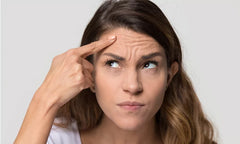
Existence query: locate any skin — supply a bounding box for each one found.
[14,36,117,144]
[81,28,179,144]
[14,27,178,144]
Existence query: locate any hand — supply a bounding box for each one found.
[37,36,116,108]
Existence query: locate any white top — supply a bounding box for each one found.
[47,118,82,144]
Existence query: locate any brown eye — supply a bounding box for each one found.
[105,60,120,68]
[143,61,158,69]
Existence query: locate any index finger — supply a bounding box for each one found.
[77,36,117,58]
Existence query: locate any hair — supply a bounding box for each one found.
[56,0,216,143]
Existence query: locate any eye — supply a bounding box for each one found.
[143,61,158,69]
[105,60,120,68]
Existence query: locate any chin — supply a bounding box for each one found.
[112,117,145,131]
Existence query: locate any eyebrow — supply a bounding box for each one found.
[102,52,162,61]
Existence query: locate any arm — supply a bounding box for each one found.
[14,88,59,144]
[14,36,116,144]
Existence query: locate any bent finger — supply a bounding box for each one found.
[80,58,94,72]
[83,69,94,83]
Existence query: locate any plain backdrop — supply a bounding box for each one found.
[2,0,240,143]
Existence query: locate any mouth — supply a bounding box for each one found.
[117,101,145,111]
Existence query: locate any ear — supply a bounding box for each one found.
[167,61,179,86]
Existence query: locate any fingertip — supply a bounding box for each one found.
[108,35,117,42]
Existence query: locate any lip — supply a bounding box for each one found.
[117,101,145,111]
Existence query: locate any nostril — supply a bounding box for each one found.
[135,88,143,95]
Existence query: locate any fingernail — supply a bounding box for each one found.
[108,36,116,41]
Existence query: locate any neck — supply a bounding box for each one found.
[91,115,161,144]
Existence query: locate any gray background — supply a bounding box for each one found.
[2,0,240,143]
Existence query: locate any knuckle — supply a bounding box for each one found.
[52,54,63,66]
[73,64,83,73]
[69,55,79,62]
[73,71,92,89]
[72,73,83,84]
[75,75,86,87]
[66,49,77,57]
[76,74,84,82]
[65,51,79,63]
[53,55,61,62]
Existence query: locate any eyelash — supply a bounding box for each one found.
[104,59,159,69]
[105,59,119,67]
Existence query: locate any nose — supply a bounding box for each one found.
[122,69,143,95]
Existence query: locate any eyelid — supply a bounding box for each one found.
[104,58,118,63]
[147,60,158,65]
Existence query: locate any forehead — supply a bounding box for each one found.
[98,28,164,54]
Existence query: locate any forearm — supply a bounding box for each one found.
[14,89,60,144]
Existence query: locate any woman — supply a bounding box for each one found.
[14,0,216,144]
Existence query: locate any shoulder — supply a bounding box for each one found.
[47,118,81,144]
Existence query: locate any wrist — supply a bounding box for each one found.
[32,87,60,115]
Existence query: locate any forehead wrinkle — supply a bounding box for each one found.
[98,28,162,62]
[114,36,158,59]
[103,42,160,64]
[116,33,155,46]
[122,39,160,62]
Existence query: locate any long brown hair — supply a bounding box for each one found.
[56,0,216,143]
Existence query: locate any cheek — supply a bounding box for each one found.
[94,68,120,108]
[141,69,168,110]
[142,68,168,93]
[94,68,121,93]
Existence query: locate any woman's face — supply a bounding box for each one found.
[94,28,169,131]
